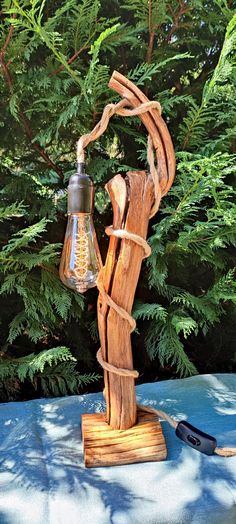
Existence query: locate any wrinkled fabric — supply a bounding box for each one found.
[0,374,235,524]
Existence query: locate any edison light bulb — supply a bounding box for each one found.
[59,163,102,293]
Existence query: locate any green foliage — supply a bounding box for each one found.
[179,13,236,152]
[0,0,236,398]
[0,347,100,398]
[131,9,236,377]
[0,201,25,221]
[122,0,170,28]
[145,315,198,376]
[133,300,168,322]
[0,220,84,344]
[128,53,192,86]
[140,146,236,375]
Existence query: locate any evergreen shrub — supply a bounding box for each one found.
[0,0,235,400]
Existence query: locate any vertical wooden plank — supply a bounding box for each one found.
[98,171,154,430]
[97,175,127,422]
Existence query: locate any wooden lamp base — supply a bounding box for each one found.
[81,407,167,468]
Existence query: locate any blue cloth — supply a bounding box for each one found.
[0,374,235,524]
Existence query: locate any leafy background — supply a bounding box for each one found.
[0,0,235,401]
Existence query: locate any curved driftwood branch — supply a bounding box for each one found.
[108,70,176,196]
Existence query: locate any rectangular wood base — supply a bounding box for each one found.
[81,407,167,467]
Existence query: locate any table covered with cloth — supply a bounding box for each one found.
[0,373,236,524]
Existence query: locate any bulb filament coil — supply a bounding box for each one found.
[74,219,90,280]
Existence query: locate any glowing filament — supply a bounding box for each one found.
[74,218,89,280]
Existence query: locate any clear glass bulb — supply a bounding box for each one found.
[59,212,102,293]
[59,164,102,293]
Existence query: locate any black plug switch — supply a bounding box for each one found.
[176,420,217,455]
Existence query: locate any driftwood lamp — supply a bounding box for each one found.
[59,71,176,467]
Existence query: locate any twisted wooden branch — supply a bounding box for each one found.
[109,71,176,196]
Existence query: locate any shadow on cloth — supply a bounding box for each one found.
[0,374,235,524]
[0,395,150,523]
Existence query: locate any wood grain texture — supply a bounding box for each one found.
[97,171,154,430]
[97,174,128,423]
[82,407,167,467]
